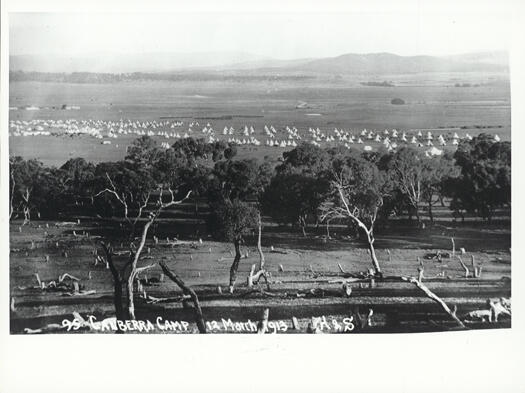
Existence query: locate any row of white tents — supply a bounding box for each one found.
[9,118,502,152]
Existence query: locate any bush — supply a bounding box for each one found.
[391,98,405,105]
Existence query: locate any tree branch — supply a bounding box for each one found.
[159,261,206,333]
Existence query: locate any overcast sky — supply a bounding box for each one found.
[9,1,513,59]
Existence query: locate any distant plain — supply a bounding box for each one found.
[9,71,510,166]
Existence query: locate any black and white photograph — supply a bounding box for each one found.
[1,0,524,391]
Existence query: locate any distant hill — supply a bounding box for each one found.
[10,51,509,75]
[283,52,508,75]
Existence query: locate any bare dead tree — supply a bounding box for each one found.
[320,185,383,276]
[125,189,192,320]
[247,212,270,290]
[21,188,31,225]
[95,172,152,238]
[159,261,206,333]
[97,184,191,321]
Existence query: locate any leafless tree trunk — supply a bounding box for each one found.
[23,207,31,225]
[248,213,271,289]
[22,188,31,225]
[257,213,265,270]
[457,256,469,278]
[101,243,126,323]
[326,218,332,239]
[229,238,242,293]
[126,220,153,320]
[364,229,381,275]
[100,188,192,321]
[299,214,307,237]
[160,261,206,333]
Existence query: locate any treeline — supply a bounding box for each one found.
[9,70,314,84]
[10,133,510,242]
[10,133,511,226]
[10,133,510,278]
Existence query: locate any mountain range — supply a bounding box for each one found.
[10,51,508,75]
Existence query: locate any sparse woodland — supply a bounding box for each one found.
[9,133,511,333]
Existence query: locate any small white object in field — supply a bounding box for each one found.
[465,309,492,322]
[44,255,49,263]
[367,309,374,327]
[343,283,352,297]
[199,238,203,244]
[460,248,466,254]
[489,298,511,322]
[197,272,201,277]
[77,219,80,224]
[209,247,212,253]
[292,317,300,330]
[217,285,222,294]
[271,245,275,251]
[190,254,193,261]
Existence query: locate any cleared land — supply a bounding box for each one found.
[9,202,511,334]
[9,71,511,333]
[9,72,510,167]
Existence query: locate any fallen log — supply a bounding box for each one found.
[247,264,270,290]
[159,261,206,333]
[399,275,466,328]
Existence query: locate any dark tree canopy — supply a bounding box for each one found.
[278,142,331,176]
[207,199,258,242]
[450,134,511,219]
[10,156,63,219]
[262,173,329,231]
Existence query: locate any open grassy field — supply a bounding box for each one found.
[9,201,511,334]
[8,71,512,334]
[9,71,510,167]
